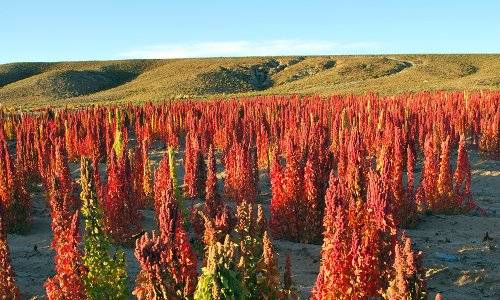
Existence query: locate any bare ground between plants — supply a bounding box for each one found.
[6,150,500,299]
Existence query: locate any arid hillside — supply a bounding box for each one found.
[1,54,499,110]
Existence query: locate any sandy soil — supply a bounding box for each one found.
[406,154,500,299]
[6,149,500,299]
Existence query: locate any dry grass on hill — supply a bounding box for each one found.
[0,54,499,110]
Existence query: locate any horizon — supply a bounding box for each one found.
[1,0,499,64]
[3,53,500,65]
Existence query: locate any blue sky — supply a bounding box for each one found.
[1,0,499,63]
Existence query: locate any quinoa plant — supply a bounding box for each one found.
[79,157,128,300]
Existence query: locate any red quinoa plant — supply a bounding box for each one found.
[204,145,223,219]
[311,168,400,299]
[417,134,478,214]
[44,212,87,300]
[0,127,31,234]
[202,205,234,248]
[416,135,439,211]
[183,133,206,201]
[258,231,292,299]
[44,144,86,299]
[270,147,326,244]
[134,185,198,299]
[401,145,418,227]
[0,203,21,299]
[436,136,454,210]
[269,150,304,242]
[131,140,153,209]
[453,135,476,211]
[385,233,426,300]
[479,108,499,159]
[224,140,258,203]
[0,128,13,203]
[154,153,174,221]
[104,129,142,244]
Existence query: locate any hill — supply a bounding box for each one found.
[0,54,499,110]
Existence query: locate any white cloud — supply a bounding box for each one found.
[117,40,381,59]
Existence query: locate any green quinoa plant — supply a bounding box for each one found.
[79,157,128,300]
